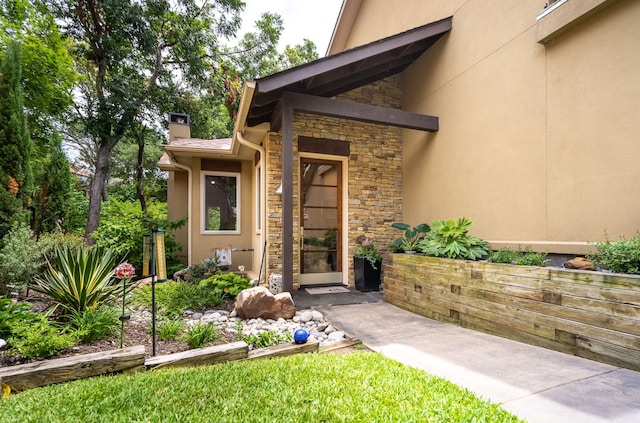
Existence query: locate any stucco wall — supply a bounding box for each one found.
[337,0,640,254]
[264,77,404,288]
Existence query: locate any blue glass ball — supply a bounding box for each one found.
[294,329,309,344]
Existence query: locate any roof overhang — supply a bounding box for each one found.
[245,16,452,129]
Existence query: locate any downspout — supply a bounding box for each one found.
[166,151,193,266]
[236,131,266,284]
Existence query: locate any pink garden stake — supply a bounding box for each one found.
[114,263,136,348]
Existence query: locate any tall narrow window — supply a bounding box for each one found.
[201,172,240,234]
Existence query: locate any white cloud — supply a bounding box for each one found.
[238,0,343,56]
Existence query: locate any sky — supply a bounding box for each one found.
[237,0,344,56]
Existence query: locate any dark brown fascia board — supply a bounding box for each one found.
[255,16,453,95]
[270,92,438,133]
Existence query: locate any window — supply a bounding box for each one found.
[201,171,240,234]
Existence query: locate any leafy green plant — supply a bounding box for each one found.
[8,315,75,360]
[0,297,40,340]
[157,318,186,341]
[34,231,85,275]
[199,272,250,298]
[67,306,120,343]
[488,246,550,267]
[131,281,225,316]
[390,222,430,252]
[587,234,640,274]
[0,222,41,294]
[354,237,382,269]
[239,330,292,349]
[418,217,489,260]
[182,321,220,349]
[91,199,186,277]
[31,246,121,312]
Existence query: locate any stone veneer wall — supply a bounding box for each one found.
[264,76,405,289]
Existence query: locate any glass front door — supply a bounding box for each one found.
[299,158,343,285]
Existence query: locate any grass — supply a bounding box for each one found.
[0,352,522,422]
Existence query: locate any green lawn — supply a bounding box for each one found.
[1,352,522,422]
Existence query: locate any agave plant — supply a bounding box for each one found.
[32,246,121,313]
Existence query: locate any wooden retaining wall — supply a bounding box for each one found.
[0,341,322,393]
[384,254,640,371]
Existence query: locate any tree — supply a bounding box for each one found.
[0,41,32,239]
[1,0,77,237]
[46,0,245,244]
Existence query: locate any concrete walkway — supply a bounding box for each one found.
[313,301,640,423]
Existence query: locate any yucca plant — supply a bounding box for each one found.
[32,246,121,313]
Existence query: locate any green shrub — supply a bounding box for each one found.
[0,222,41,294]
[182,321,220,349]
[0,297,40,340]
[199,272,250,298]
[32,246,121,312]
[390,222,431,252]
[35,232,85,275]
[68,306,120,343]
[9,315,75,360]
[91,199,186,276]
[157,318,186,341]
[237,328,292,349]
[131,281,225,316]
[488,246,550,267]
[588,234,640,274]
[418,217,489,260]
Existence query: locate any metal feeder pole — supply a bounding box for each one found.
[150,229,157,356]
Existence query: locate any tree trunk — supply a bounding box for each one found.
[135,127,147,212]
[85,143,113,245]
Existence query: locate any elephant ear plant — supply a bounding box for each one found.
[32,246,121,313]
[390,223,431,252]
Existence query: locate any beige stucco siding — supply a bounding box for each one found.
[338,0,640,253]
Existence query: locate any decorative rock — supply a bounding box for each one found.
[564,257,595,271]
[0,338,6,349]
[299,311,313,323]
[269,273,283,294]
[328,331,346,341]
[311,310,324,322]
[192,312,203,320]
[234,286,296,320]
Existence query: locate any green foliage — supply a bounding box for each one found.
[91,199,186,274]
[418,217,489,261]
[33,140,72,235]
[65,188,90,235]
[182,321,220,349]
[237,327,292,350]
[0,353,523,422]
[199,272,250,298]
[0,41,32,238]
[67,306,120,343]
[131,281,225,317]
[0,222,40,294]
[8,314,75,360]
[587,234,640,274]
[0,297,39,340]
[31,246,121,312]
[354,237,382,269]
[391,222,431,252]
[34,231,85,275]
[488,246,550,267]
[157,318,186,341]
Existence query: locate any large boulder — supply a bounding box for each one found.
[234,286,296,320]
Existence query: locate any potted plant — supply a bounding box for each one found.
[354,236,382,291]
[390,222,430,253]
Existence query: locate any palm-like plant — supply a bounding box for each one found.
[32,246,121,312]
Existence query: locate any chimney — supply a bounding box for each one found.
[168,113,191,141]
